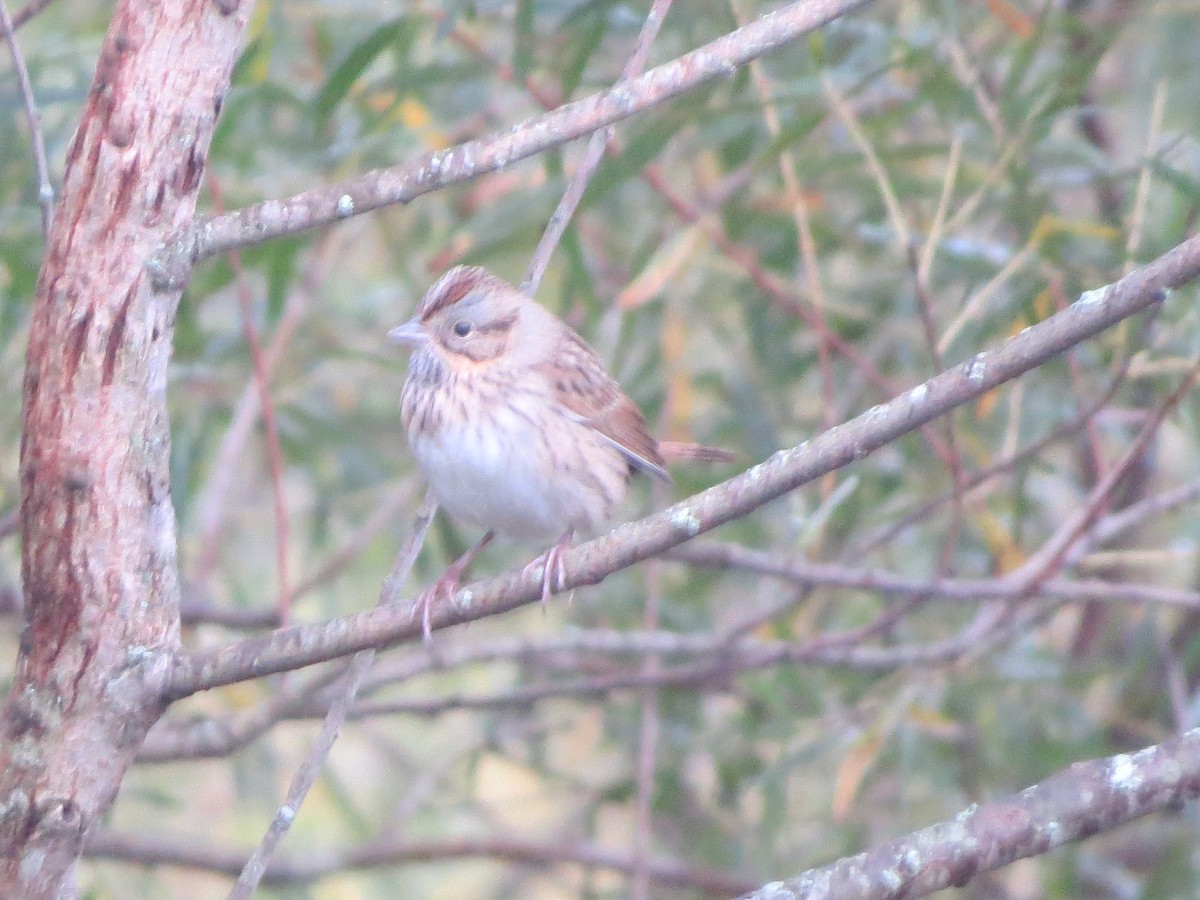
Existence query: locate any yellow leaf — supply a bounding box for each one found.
[833,729,884,821]
[243,0,274,84]
[1030,213,1120,245]
[366,90,398,114]
[987,0,1035,38]
[1032,287,1054,322]
[906,703,963,741]
[398,96,432,130]
[975,388,998,420]
[616,225,706,309]
[661,301,694,434]
[977,509,1026,573]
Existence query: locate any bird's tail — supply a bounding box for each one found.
[657,440,736,465]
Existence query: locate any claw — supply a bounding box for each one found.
[411,571,460,643]
[411,531,493,642]
[524,530,574,609]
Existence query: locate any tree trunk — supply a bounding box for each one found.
[0,1,248,895]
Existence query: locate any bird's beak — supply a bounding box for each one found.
[387,317,430,349]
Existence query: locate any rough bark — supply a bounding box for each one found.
[0,1,248,895]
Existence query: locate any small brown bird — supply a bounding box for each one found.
[390,265,727,638]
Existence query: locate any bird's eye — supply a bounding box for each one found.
[452,320,472,337]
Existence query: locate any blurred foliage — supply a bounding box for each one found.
[4,0,1200,897]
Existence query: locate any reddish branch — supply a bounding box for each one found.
[9,0,53,29]
[208,176,293,622]
[0,0,247,895]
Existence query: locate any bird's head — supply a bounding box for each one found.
[388,266,523,367]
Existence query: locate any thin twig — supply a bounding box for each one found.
[943,102,1047,235]
[671,542,1200,611]
[937,231,1040,354]
[943,32,1004,139]
[90,829,756,896]
[227,499,436,898]
[10,0,53,28]
[1125,79,1166,272]
[291,484,416,601]
[910,134,967,580]
[138,663,350,763]
[522,0,674,295]
[0,0,53,238]
[1077,476,1200,560]
[821,70,910,252]
[1008,356,1200,593]
[191,234,330,591]
[209,175,294,622]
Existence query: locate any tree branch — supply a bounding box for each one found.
[166,232,1200,698]
[0,0,248,894]
[740,727,1200,899]
[85,830,757,896]
[157,0,874,279]
[0,0,53,237]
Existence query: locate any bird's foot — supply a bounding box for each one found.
[412,531,494,642]
[524,531,574,609]
[411,565,464,643]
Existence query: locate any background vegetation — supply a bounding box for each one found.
[3,0,1200,897]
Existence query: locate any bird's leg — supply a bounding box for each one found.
[524,529,575,608]
[413,530,494,642]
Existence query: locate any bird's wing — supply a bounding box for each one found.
[535,330,669,482]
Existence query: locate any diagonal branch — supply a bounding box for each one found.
[522,0,675,294]
[0,0,53,237]
[166,232,1200,698]
[159,0,875,278]
[739,727,1200,899]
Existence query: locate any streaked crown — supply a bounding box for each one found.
[416,265,512,320]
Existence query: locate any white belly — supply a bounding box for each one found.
[408,404,626,542]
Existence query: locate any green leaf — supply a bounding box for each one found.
[513,0,535,82]
[312,18,417,130]
[555,0,610,99]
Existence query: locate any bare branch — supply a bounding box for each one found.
[739,727,1200,899]
[228,501,436,896]
[672,542,1200,611]
[522,0,674,294]
[167,233,1200,697]
[87,830,757,896]
[9,0,53,28]
[0,0,53,237]
[168,0,875,276]
[137,664,345,762]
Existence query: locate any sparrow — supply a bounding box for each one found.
[390,265,727,638]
